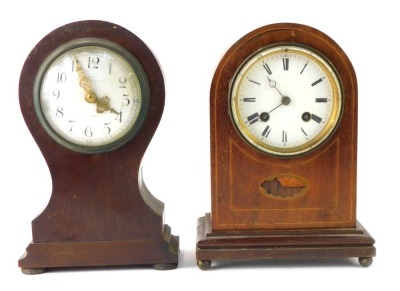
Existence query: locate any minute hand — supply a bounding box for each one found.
[267,76,285,97]
[74,58,97,103]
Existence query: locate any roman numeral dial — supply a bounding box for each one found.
[230,45,342,156]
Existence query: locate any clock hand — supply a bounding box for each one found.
[94,96,119,114]
[74,58,98,103]
[267,76,285,97]
[74,58,118,114]
[266,76,291,109]
[268,95,291,115]
[268,102,283,114]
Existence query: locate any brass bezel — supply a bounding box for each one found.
[230,44,343,157]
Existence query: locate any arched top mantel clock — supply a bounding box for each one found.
[196,23,375,270]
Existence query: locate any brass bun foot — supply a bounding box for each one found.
[197,260,211,271]
[359,257,373,267]
[152,263,178,270]
[21,268,46,275]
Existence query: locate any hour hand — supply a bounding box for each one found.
[95,96,118,114]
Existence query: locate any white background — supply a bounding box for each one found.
[1,0,397,290]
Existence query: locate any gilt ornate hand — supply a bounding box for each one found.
[74,58,118,114]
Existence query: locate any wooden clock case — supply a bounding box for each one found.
[196,23,375,269]
[18,20,179,273]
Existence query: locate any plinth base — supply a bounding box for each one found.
[196,214,375,270]
[19,225,179,274]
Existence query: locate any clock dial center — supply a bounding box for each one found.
[282,96,291,105]
[85,92,97,103]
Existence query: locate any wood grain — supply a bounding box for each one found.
[18,20,178,271]
[210,23,358,230]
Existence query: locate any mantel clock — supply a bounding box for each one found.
[196,23,375,270]
[18,20,179,274]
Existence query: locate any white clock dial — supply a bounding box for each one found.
[35,39,149,153]
[230,45,342,156]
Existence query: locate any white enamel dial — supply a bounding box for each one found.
[35,39,149,153]
[230,45,342,156]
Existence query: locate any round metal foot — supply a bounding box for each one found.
[152,263,178,270]
[21,268,46,275]
[359,257,373,267]
[197,260,211,270]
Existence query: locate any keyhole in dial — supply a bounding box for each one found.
[260,112,270,122]
[302,112,311,122]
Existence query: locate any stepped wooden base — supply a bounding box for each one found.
[196,214,375,270]
[19,225,179,274]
